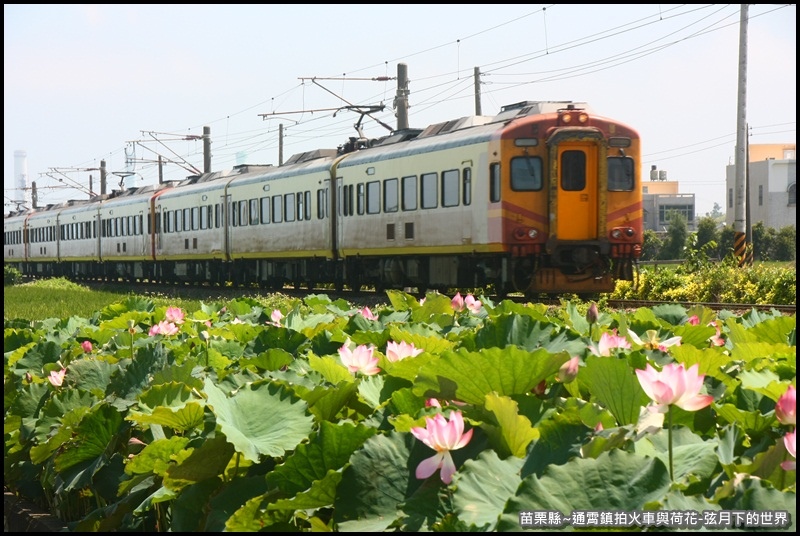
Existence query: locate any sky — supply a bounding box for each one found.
[4,4,796,218]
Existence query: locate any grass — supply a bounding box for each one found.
[3,278,205,322]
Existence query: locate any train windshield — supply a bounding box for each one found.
[608,156,635,191]
[510,156,543,191]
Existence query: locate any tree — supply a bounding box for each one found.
[641,229,663,261]
[707,202,724,219]
[695,216,720,253]
[658,210,688,260]
[773,225,797,261]
[750,221,776,261]
[717,224,736,260]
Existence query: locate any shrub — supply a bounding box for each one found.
[4,265,22,286]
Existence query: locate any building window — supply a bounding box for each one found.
[758,185,763,206]
[658,205,694,225]
[789,183,796,206]
[728,188,733,209]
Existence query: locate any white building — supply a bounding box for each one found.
[725,144,797,229]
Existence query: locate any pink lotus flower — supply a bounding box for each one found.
[557,356,580,383]
[81,340,93,353]
[360,307,378,321]
[589,330,631,356]
[269,309,284,327]
[781,430,796,471]
[451,292,482,314]
[776,385,796,426]
[48,368,66,387]
[411,411,473,484]
[686,315,700,326]
[386,340,423,362]
[636,363,714,414]
[338,339,380,376]
[165,306,185,324]
[708,321,725,347]
[149,321,179,336]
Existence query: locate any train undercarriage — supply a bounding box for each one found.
[9,247,637,299]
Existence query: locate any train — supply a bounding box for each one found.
[4,100,643,297]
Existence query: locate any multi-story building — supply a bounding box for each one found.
[641,166,696,233]
[725,144,796,230]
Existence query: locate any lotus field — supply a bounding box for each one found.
[3,290,796,531]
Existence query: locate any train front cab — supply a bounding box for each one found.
[500,109,642,295]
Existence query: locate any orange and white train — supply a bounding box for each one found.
[4,100,643,297]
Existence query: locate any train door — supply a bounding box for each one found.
[556,142,598,240]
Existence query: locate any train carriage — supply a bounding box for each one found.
[224,156,335,289]
[154,174,229,284]
[334,118,499,291]
[22,204,61,277]
[3,211,28,273]
[96,186,157,281]
[57,199,101,279]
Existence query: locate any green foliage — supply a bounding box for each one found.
[4,264,23,286]
[2,289,797,532]
[641,230,663,261]
[658,211,689,260]
[613,258,796,305]
[695,216,720,252]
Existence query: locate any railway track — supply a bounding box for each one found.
[55,278,796,316]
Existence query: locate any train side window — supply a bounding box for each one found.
[463,168,472,206]
[357,183,365,215]
[249,199,259,225]
[510,156,543,191]
[214,204,220,228]
[176,210,184,232]
[238,200,249,226]
[442,169,459,207]
[561,151,586,191]
[489,163,501,202]
[183,208,191,231]
[607,156,635,191]
[317,188,327,219]
[366,181,380,214]
[421,172,438,209]
[200,205,207,229]
[304,191,312,220]
[285,193,296,222]
[190,207,198,230]
[402,175,417,211]
[384,178,398,213]
[272,196,283,223]
[260,196,270,224]
[296,192,304,221]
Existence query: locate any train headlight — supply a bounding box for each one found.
[578,113,588,123]
[513,227,539,241]
[561,113,572,123]
[611,227,636,240]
